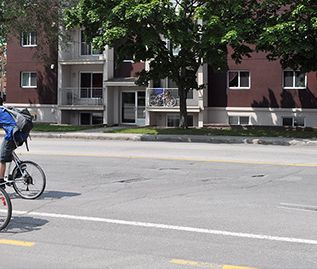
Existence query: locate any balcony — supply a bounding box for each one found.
[58,43,105,63]
[59,88,104,109]
[146,88,200,112]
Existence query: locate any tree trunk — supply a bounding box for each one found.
[178,87,188,128]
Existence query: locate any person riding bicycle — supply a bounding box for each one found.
[0,97,27,188]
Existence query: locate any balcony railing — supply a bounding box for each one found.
[146,88,199,108]
[58,44,105,62]
[59,88,104,106]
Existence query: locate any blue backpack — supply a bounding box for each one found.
[4,107,33,150]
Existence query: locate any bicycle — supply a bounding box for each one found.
[0,186,12,231]
[5,151,46,200]
[149,89,177,107]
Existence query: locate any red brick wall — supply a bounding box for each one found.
[6,35,57,104]
[208,51,317,108]
[114,62,145,78]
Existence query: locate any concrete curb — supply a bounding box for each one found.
[29,132,317,146]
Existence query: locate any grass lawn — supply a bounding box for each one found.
[106,126,317,139]
[31,123,317,139]
[32,123,100,132]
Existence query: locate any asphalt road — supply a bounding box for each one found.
[0,138,316,269]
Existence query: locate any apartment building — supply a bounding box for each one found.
[6,31,58,122]
[207,50,317,128]
[58,29,206,127]
[5,27,317,128]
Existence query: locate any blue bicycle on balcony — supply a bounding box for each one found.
[149,88,177,107]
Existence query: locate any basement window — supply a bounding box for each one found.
[229,116,250,125]
[282,117,305,127]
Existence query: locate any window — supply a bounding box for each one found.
[282,117,305,127]
[229,116,250,125]
[80,73,103,98]
[80,31,102,55]
[80,112,103,125]
[228,71,250,89]
[21,72,37,88]
[167,114,193,127]
[283,70,306,89]
[21,32,37,47]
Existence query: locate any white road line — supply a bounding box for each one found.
[11,210,317,246]
[278,202,317,212]
[280,202,317,209]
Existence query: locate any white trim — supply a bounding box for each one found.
[227,70,251,90]
[283,70,307,90]
[21,71,37,88]
[21,32,37,47]
[206,107,317,113]
[79,71,103,99]
[228,115,250,125]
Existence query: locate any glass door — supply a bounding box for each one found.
[121,91,146,125]
[122,92,136,123]
[136,91,145,125]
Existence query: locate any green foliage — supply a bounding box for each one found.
[107,126,317,139]
[256,0,317,71]
[65,0,259,127]
[0,0,78,47]
[32,123,98,132]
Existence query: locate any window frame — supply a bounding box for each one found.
[21,32,37,47]
[227,70,251,90]
[166,114,193,127]
[282,116,306,127]
[228,115,250,126]
[283,70,307,90]
[79,71,103,99]
[80,30,102,56]
[20,72,37,88]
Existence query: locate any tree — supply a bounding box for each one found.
[255,0,317,72]
[0,0,78,52]
[65,0,259,128]
[0,1,55,45]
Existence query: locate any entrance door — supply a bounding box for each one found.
[121,91,145,125]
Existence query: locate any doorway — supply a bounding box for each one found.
[121,91,145,125]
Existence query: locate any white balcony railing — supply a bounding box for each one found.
[59,88,104,106]
[146,88,199,108]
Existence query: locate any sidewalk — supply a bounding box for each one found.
[29,128,317,146]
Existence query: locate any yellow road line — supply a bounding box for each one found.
[21,151,317,167]
[170,259,259,269]
[0,239,35,247]
[223,265,259,269]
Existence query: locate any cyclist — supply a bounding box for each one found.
[0,97,25,188]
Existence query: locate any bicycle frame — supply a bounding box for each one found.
[12,151,23,169]
[6,152,27,182]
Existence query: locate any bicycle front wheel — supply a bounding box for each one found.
[0,187,12,231]
[12,161,46,199]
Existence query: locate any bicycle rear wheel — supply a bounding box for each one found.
[0,187,12,231]
[12,161,46,199]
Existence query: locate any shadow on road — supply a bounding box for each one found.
[39,191,81,200]
[3,216,49,234]
[9,190,81,200]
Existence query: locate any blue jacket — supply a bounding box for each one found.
[0,106,17,140]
